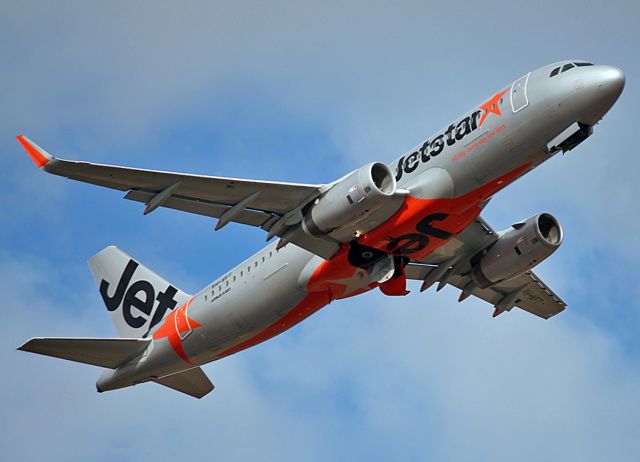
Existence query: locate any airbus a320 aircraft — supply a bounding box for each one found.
[18,61,624,398]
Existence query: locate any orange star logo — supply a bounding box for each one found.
[326,268,373,298]
[478,88,509,127]
[152,298,201,364]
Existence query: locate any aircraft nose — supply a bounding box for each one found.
[597,65,625,103]
[577,65,625,125]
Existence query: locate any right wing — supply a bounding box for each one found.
[406,264,566,319]
[17,135,340,258]
[405,215,566,319]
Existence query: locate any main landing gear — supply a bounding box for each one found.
[348,241,410,295]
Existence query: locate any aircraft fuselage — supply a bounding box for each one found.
[81,62,626,393]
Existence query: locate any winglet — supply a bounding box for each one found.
[16,135,54,168]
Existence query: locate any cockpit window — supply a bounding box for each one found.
[550,62,593,78]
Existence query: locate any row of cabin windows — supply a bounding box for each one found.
[549,62,593,77]
[204,250,277,301]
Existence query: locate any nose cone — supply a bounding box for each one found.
[577,65,625,125]
[598,65,625,102]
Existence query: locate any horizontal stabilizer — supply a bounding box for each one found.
[153,367,214,399]
[18,337,150,369]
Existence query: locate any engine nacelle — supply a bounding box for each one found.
[303,162,397,236]
[471,213,563,288]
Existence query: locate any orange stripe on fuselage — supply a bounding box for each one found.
[357,164,531,261]
[217,164,531,359]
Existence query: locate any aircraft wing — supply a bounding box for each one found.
[17,135,341,258]
[406,264,566,318]
[405,216,566,319]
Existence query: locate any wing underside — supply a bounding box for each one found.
[17,135,341,258]
[17,136,567,317]
[405,216,566,319]
[406,264,566,318]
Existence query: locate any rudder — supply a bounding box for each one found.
[88,246,191,338]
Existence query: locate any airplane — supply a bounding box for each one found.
[17,60,624,398]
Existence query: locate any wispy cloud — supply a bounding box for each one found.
[3,1,640,461]
[3,253,640,461]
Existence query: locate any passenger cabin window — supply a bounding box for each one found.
[550,67,560,77]
[561,63,575,73]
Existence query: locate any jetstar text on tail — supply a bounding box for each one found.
[99,259,179,334]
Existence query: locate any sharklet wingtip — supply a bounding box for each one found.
[16,134,53,168]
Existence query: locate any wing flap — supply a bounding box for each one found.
[124,189,274,227]
[153,367,214,399]
[407,264,566,319]
[491,271,566,318]
[18,337,150,369]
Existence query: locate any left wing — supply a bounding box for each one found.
[405,216,566,319]
[17,135,340,258]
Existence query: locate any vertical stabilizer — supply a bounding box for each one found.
[88,246,191,338]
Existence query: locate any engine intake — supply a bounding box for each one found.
[303,162,396,236]
[471,213,563,288]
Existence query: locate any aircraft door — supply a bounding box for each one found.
[176,301,193,340]
[510,73,530,113]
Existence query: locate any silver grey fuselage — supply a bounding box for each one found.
[98,61,624,392]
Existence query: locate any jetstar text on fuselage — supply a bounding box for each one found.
[395,88,509,181]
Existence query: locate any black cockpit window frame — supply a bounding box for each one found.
[551,62,593,78]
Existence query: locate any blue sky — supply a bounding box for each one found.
[2,1,640,460]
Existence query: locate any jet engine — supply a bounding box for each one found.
[471,213,563,288]
[302,162,397,236]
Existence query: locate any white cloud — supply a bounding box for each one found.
[2,2,640,461]
[4,253,640,461]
